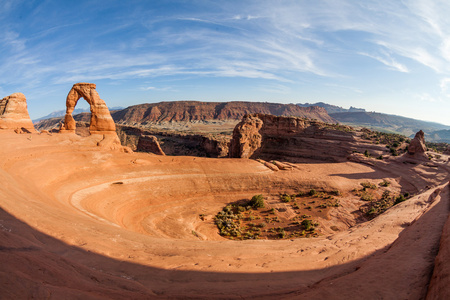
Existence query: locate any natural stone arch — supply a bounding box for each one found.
[61,83,116,134]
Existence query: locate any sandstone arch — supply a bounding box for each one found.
[61,83,116,134]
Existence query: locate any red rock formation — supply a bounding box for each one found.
[137,135,165,155]
[0,93,36,132]
[61,83,116,134]
[228,114,263,158]
[112,101,336,124]
[407,130,427,158]
[229,114,384,162]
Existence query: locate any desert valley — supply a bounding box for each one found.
[1,83,450,299]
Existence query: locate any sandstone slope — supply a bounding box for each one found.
[0,130,449,298]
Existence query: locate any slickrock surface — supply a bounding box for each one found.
[427,192,450,300]
[0,93,36,132]
[0,130,449,298]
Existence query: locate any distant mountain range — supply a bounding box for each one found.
[33,107,124,123]
[298,102,450,142]
[297,102,366,114]
[33,101,450,143]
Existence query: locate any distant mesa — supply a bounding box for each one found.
[0,92,36,133]
[111,101,336,124]
[60,83,116,135]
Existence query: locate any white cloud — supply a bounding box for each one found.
[358,51,409,73]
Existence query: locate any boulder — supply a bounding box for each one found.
[0,93,36,132]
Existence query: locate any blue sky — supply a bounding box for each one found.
[1,0,450,125]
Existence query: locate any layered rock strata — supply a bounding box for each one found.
[0,93,36,132]
[229,114,384,162]
[111,101,336,124]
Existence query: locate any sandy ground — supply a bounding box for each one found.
[0,131,449,299]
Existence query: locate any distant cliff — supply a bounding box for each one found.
[34,101,336,131]
[111,101,335,124]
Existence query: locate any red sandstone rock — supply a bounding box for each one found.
[112,101,336,124]
[407,130,427,159]
[61,83,116,134]
[228,114,369,162]
[137,135,165,155]
[228,114,263,158]
[0,93,36,132]
[271,160,293,170]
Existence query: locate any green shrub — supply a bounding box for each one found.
[395,194,406,205]
[302,219,314,231]
[360,182,377,190]
[309,189,317,196]
[280,194,291,203]
[331,190,341,196]
[379,180,391,187]
[249,194,265,208]
[360,192,373,201]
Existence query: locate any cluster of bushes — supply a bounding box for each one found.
[426,142,449,153]
[360,190,411,218]
[363,130,409,147]
[214,190,329,240]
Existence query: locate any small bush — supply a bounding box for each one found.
[331,190,341,196]
[249,194,265,208]
[302,219,314,231]
[309,189,317,196]
[280,194,291,203]
[379,180,391,187]
[360,182,377,190]
[360,192,373,201]
[395,194,406,205]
